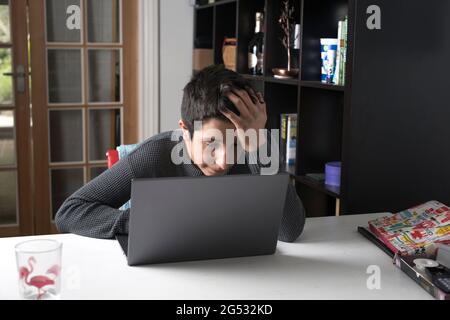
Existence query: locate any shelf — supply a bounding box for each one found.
[265,76,299,86]
[241,74,299,86]
[195,0,237,10]
[301,81,344,92]
[294,175,340,199]
[241,74,265,82]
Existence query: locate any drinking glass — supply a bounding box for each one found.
[15,239,62,300]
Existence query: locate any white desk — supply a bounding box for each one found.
[0,213,432,300]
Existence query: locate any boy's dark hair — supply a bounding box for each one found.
[181,65,254,136]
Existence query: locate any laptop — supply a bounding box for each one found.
[116,173,290,266]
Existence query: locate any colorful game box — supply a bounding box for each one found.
[368,201,450,256]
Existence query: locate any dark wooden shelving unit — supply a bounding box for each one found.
[294,175,340,199]
[300,81,344,92]
[193,0,450,217]
[193,0,345,217]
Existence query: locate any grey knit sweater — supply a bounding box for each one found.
[55,131,306,242]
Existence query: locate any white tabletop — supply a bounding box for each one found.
[0,213,432,300]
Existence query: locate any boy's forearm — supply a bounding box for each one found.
[55,157,135,239]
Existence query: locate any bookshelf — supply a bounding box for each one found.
[193,0,345,217]
[193,0,450,217]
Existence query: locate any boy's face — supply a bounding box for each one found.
[180,118,238,176]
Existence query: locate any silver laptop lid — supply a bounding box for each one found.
[127,173,290,265]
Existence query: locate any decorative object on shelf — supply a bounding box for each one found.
[193,49,214,71]
[272,0,299,79]
[248,12,264,75]
[272,67,299,79]
[320,38,338,84]
[325,161,341,187]
[222,37,237,71]
[333,16,348,86]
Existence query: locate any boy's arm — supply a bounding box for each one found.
[55,156,135,239]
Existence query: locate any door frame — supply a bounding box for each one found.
[0,0,33,237]
[29,0,139,235]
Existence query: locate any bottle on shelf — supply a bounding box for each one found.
[291,24,301,70]
[248,12,264,75]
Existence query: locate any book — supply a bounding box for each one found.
[334,21,343,85]
[367,201,450,256]
[279,114,288,166]
[340,16,348,85]
[333,16,348,86]
[357,226,395,258]
[286,114,297,166]
[279,114,297,167]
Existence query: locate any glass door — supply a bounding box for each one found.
[29,0,138,234]
[0,0,33,237]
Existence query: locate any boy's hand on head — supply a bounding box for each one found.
[219,86,267,153]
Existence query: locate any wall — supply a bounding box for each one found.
[159,0,194,132]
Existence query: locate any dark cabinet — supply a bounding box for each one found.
[343,0,450,213]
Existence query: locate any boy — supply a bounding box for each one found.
[55,65,306,242]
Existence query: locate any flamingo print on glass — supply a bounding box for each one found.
[15,240,62,300]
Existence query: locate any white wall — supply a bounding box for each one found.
[159,0,194,132]
[139,0,160,140]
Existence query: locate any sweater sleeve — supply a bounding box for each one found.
[246,138,306,243]
[55,156,135,239]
